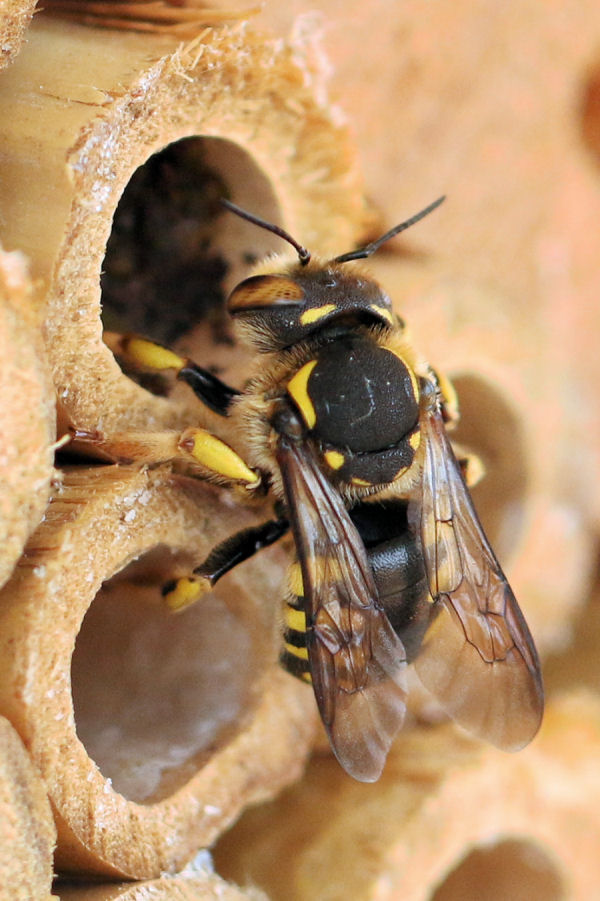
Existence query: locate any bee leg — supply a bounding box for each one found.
[68,426,261,489]
[451,445,486,488]
[162,516,289,611]
[108,333,239,416]
[177,427,260,488]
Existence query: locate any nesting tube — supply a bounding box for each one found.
[0,466,316,878]
[0,16,366,439]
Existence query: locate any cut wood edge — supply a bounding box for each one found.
[0,715,56,901]
[0,17,367,439]
[0,246,55,589]
[214,690,600,901]
[0,0,36,70]
[0,465,316,879]
[56,850,269,900]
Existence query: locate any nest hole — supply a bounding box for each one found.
[430,838,565,901]
[71,544,258,804]
[450,373,528,558]
[101,136,284,391]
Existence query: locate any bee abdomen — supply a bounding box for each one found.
[280,563,312,684]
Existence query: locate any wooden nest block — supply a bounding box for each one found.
[0,247,55,590]
[0,0,36,70]
[0,716,56,901]
[0,16,366,439]
[57,877,268,901]
[0,466,316,879]
[57,856,269,900]
[215,691,600,900]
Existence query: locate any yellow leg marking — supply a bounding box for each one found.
[438,370,460,425]
[324,449,345,470]
[179,428,259,485]
[288,562,304,597]
[285,642,309,660]
[299,303,336,325]
[285,606,306,633]
[287,359,318,429]
[164,575,212,612]
[122,336,186,372]
[462,451,485,488]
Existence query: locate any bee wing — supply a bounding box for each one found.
[413,404,544,750]
[276,436,407,782]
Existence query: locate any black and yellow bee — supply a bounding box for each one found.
[113,197,544,782]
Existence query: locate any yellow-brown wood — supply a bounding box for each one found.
[0,0,36,70]
[215,691,600,901]
[0,466,316,879]
[0,17,366,440]
[57,865,268,900]
[0,247,55,589]
[0,4,598,897]
[0,716,56,901]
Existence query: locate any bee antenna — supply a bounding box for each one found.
[333,195,446,264]
[221,199,311,266]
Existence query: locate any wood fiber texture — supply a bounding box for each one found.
[0,2,599,899]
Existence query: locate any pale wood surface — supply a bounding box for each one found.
[215,691,600,901]
[0,17,367,439]
[0,248,55,589]
[0,466,315,879]
[0,716,56,901]
[0,3,598,898]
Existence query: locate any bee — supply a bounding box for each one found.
[114,196,544,782]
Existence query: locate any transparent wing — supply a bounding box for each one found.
[413,402,544,750]
[276,435,407,782]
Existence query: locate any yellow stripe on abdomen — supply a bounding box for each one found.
[284,642,309,660]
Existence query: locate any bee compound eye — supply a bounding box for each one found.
[227,274,305,315]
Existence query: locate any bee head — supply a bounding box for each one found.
[226,259,395,351]
[222,196,445,352]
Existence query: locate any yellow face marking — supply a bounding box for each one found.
[299,303,337,326]
[285,642,309,661]
[351,476,372,487]
[370,304,394,324]
[285,606,306,633]
[287,359,318,429]
[179,429,259,484]
[124,336,185,372]
[288,562,304,597]
[324,449,345,470]
[164,575,211,612]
